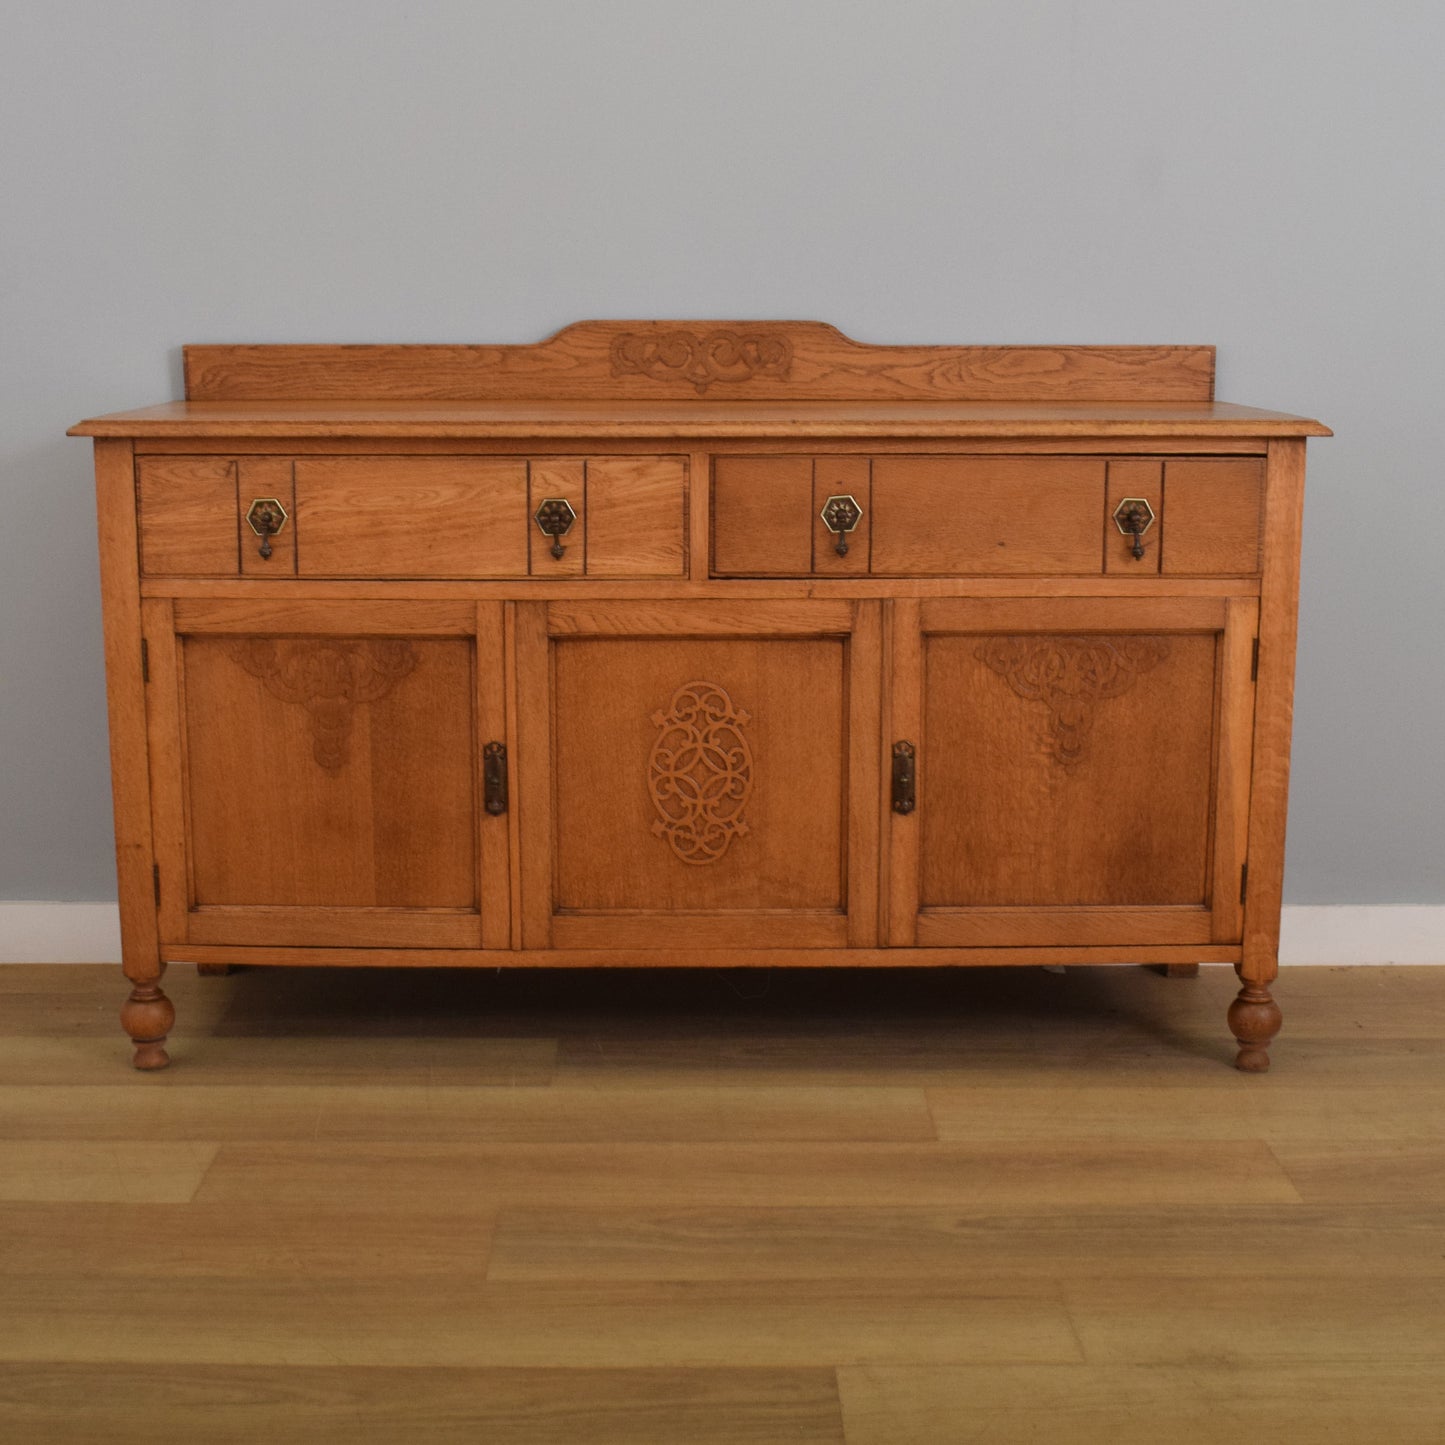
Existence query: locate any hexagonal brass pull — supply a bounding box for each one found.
[820,494,863,557]
[1112,497,1156,561]
[533,497,577,560]
[245,498,288,560]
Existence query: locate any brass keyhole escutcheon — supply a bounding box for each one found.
[534,497,577,560]
[245,498,288,560]
[820,494,863,557]
[1112,497,1155,561]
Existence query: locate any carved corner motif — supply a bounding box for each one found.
[611,329,792,394]
[225,638,418,772]
[974,635,1170,768]
[648,681,754,864]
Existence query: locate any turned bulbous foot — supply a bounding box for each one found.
[121,981,176,1070]
[1228,982,1281,1073]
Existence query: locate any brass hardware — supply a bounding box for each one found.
[245,497,288,560]
[891,740,916,814]
[533,498,577,560]
[483,740,508,815]
[820,494,863,557]
[1112,497,1155,561]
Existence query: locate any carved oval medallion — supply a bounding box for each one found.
[648,681,754,865]
[611,329,793,394]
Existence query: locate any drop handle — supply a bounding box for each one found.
[820,494,863,557]
[534,498,577,560]
[891,740,916,814]
[245,498,288,560]
[1112,498,1156,561]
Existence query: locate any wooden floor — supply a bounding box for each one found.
[0,962,1442,1443]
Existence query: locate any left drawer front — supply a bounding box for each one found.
[295,458,529,578]
[138,458,240,576]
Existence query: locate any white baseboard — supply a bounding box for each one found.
[1,901,1442,965]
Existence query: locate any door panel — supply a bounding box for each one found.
[888,596,1257,947]
[518,599,881,949]
[144,599,509,949]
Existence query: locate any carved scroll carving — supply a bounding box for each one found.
[648,682,754,864]
[225,639,418,771]
[974,635,1170,768]
[611,329,793,394]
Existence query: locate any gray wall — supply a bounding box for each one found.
[2,1,1441,904]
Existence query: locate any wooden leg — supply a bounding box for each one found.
[1228,980,1281,1073]
[120,971,176,1071]
[196,963,236,977]
[1146,963,1200,978]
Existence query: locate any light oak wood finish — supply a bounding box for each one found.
[74,324,1326,1072]
[2,963,1443,1443]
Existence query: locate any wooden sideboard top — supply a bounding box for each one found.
[70,396,1329,440]
[69,322,1327,438]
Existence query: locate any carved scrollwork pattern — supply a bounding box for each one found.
[611,330,793,394]
[225,638,418,772]
[648,681,754,865]
[974,635,1171,768]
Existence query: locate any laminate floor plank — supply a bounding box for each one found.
[0,1083,936,1144]
[1062,1273,1445,1365]
[836,1362,1445,1445]
[0,1141,216,1203]
[0,1276,1080,1368]
[0,1202,496,1278]
[0,1363,847,1445]
[0,1034,558,1086]
[926,1082,1445,1140]
[191,1139,1301,1210]
[1270,1140,1445,1204]
[485,1203,1445,1281]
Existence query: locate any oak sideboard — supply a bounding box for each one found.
[71,321,1329,1071]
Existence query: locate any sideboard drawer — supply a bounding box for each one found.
[712,455,1105,576]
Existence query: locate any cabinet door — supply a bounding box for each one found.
[886,597,1257,947]
[143,599,509,950]
[516,600,882,950]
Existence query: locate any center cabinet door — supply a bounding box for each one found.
[516,600,883,950]
[886,596,1259,949]
[143,599,510,952]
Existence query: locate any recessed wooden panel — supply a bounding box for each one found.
[711,457,813,575]
[294,457,527,576]
[1105,459,1162,575]
[137,458,238,576]
[812,457,870,576]
[528,460,585,578]
[920,631,1216,907]
[871,458,1105,574]
[1162,459,1264,575]
[551,637,846,912]
[586,456,686,577]
[180,634,478,915]
[237,458,296,576]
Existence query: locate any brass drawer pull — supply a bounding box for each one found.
[483,740,508,815]
[891,740,916,814]
[534,497,577,560]
[820,493,863,556]
[1112,497,1155,561]
[245,498,288,560]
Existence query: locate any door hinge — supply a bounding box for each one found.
[1239,863,1249,905]
[141,637,150,683]
[152,863,161,907]
[1250,636,1259,682]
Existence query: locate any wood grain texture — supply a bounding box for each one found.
[1162,458,1265,574]
[69,398,1330,441]
[136,456,238,575]
[711,455,814,575]
[179,322,1217,402]
[584,455,687,577]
